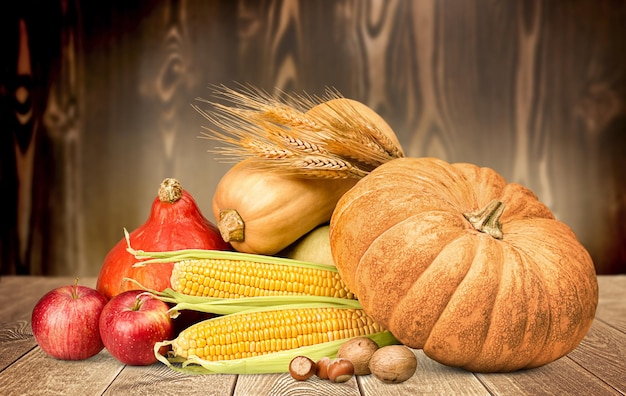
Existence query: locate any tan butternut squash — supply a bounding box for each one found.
[212,160,357,254]
[210,97,404,255]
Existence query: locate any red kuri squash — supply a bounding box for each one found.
[96,178,230,299]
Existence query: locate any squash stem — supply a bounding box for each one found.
[218,209,245,242]
[463,199,505,240]
[158,178,183,203]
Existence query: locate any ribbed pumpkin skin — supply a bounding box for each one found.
[329,157,598,372]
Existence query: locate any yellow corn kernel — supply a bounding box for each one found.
[172,307,384,361]
[171,258,355,299]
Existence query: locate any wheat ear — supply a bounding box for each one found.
[195,85,403,179]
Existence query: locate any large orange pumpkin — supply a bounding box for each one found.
[329,157,598,372]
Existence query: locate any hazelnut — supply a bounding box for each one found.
[315,356,331,380]
[327,358,355,383]
[289,356,317,381]
[337,336,379,375]
[369,345,417,384]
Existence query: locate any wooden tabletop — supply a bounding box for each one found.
[1,275,624,396]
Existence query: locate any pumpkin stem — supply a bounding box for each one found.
[463,199,505,240]
[158,178,183,203]
[218,209,245,242]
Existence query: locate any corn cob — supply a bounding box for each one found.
[170,257,355,299]
[171,307,384,361]
[127,234,399,375]
[126,233,356,300]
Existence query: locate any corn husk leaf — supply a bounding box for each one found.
[127,283,364,318]
[125,228,339,273]
[154,330,399,375]
[123,232,402,376]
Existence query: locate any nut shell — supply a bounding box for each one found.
[369,345,417,383]
[327,358,355,383]
[337,336,379,375]
[289,356,317,381]
[315,357,331,380]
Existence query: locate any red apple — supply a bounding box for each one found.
[99,290,174,365]
[31,279,108,360]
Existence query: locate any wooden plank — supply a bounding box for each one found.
[596,275,626,333]
[476,343,620,396]
[0,320,36,371]
[234,373,361,396]
[0,347,122,396]
[567,320,626,394]
[103,363,237,396]
[359,349,490,396]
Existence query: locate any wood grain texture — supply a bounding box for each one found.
[1,348,123,396]
[103,363,237,396]
[596,275,626,333]
[234,373,360,396]
[0,0,624,276]
[359,349,491,396]
[477,353,621,396]
[567,321,626,394]
[0,320,36,372]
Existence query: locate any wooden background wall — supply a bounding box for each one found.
[1,0,624,276]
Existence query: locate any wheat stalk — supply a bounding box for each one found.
[296,155,369,179]
[195,84,404,179]
[240,155,369,179]
[308,96,403,163]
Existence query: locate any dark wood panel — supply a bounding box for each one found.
[1,0,624,276]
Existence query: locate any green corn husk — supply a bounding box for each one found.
[126,228,342,274]
[123,231,401,375]
[124,228,363,317]
[155,328,399,375]
[166,292,363,317]
[125,280,364,318]
[147,295,399,375]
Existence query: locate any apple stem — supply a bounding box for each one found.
[132,295,143,311]
[72,277,79,299]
